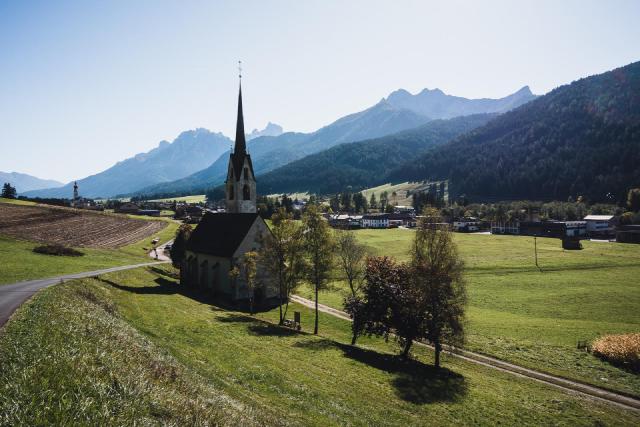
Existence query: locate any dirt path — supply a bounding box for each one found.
[290,294,640,413]
[148,240,173,262]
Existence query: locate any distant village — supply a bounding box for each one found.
[8,175,633,248]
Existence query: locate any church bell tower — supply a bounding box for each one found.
[225,63,256,214]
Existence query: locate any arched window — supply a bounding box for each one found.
[243,184,250,200]
[228,184,234,200]
[244,167,249,179]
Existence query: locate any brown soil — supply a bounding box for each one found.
[0,203,167,248]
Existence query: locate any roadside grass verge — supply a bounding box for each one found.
[295,229,640,397]
[0,220,177,285]
[9,265,633,425]
[0,278,270,426]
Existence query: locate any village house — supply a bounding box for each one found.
[181,79,276,303]
[115,202,141,214]
[362,213,389,228]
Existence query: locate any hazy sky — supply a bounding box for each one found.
[1,0,639,183]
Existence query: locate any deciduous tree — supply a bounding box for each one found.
[410,210,466,368]
[302,204,334,334]
[170,224,193,268]
[259,208,306,324]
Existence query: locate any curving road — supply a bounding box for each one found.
[0,261,168,327]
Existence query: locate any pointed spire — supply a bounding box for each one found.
[234,61,246,154]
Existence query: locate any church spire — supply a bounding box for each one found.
[234,61,246,154]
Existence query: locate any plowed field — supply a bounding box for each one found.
[0,203,167,248]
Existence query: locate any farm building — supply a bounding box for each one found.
[584,215,616,238]
[181,80,276,303]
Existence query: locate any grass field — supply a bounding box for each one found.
[1,265,638,425]
[361,181,442,206]
[149,194,206,203]
[0,197,37,206]
[296,229,640,397]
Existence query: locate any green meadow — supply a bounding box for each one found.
[296,229,640,397]
[1,265,637,426]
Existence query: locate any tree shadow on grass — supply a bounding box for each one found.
[247,323,299,337]
[338,344,468,404]
[292,338,468,404]
[215,314,256,323]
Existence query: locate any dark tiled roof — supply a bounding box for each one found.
[186,212,259,257]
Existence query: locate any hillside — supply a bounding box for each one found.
[1,266,637,424]
[258,114,494,195]
[24,129,231,199]
[0,171,63,193]
[389,61,640,202]
[133,86,534,198]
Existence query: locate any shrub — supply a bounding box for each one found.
[591,333,640,372]
[33,244,84,257]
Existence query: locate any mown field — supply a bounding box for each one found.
[296,229,640,397]
[0,200,178,285]
[149,194,206,203]
[361,181,441,206]
[1,265,638,426]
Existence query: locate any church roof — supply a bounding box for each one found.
[186,212,260,257]
[229,84,256,182]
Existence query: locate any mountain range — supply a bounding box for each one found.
[0,172,63,194]
[388,61,640,202]
[23,129,231,199]
[258,114,495,195]
[131,86,536,198]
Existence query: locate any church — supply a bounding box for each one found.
[181,78,275,302]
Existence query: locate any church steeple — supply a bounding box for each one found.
[225,62,256,214]
[234,83,247,155]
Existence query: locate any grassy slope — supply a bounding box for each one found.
[1,266,638,425]
[296,229,640,397]
[149,194,206,203]
[0,216,178,285]
[0,274,269,426]
[361,182,435,206]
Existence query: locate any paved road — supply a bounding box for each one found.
[0,261,168,327]
[291,294,640,413]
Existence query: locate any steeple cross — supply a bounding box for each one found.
[238,60,242,80]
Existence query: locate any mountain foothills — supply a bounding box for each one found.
[23,129,231,199]
[389,61,640,202]
[133,86,535,198]
[0,172,62,193]
[258,114,495,195]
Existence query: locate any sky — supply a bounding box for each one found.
[1,0,639,183]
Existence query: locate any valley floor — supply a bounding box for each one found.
[1,266,638,426]
[296,230,640,398]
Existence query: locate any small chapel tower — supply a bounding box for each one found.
[225,67,256,213]
[72,181,79,207]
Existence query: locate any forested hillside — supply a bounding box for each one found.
[390,61,640,202]
[258,114,494,195]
